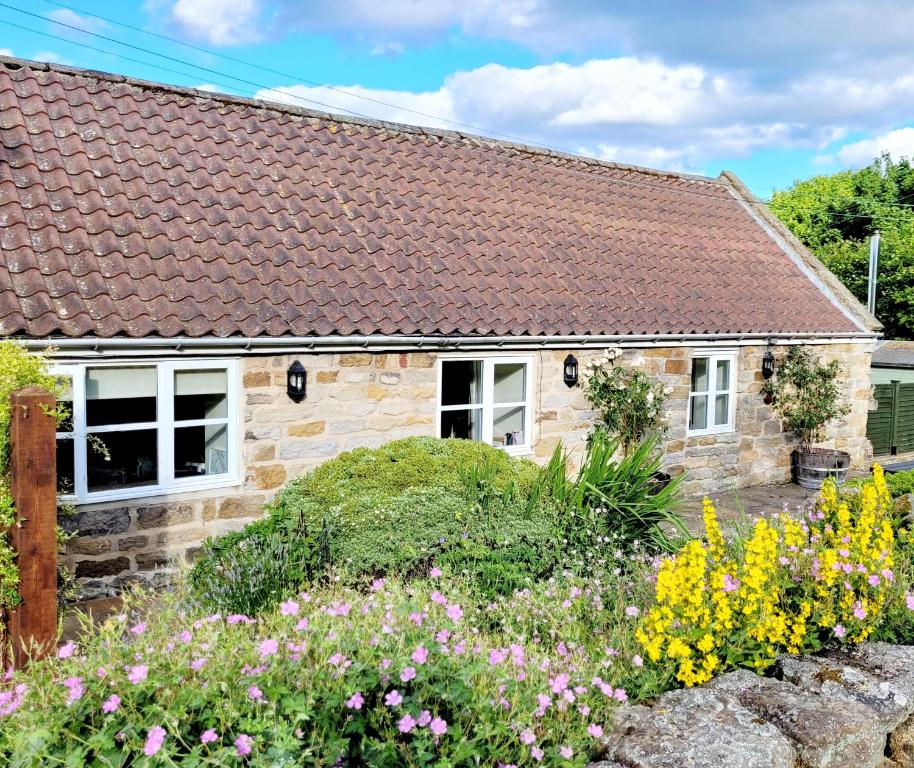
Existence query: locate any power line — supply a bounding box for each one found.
[3,5,914,220]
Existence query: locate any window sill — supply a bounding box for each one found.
[60,476,243,507]
[686,426,737,439]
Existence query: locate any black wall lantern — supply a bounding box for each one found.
[287,360,307,403]
[563,354,579,388]
[762,349,775,380]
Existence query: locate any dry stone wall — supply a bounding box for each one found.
[62,342,873,597]
[590,643,914,768]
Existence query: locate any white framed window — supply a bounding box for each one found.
[53,359,240,504]
[436,355,534,455]
[687,351,737,435]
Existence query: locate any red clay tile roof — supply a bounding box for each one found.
[0,58,871,339]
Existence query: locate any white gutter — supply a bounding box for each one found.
[21,332,878,358]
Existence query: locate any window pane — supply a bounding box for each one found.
[56,437,74,495]
[715,359,731,392]
[492,406,526,447]
[689,395,708,431]
[175,424,228,477]
[440,408,482,440]
[175,369,228,420]
[440,360,482,406]
[493,363,526,404]
[87,429,157,492]
[86,367,156,426]
[56,375,73,432]
[714,394,730,426]
[691,358,709,393]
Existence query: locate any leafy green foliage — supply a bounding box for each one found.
[583,357,666,455]
[769,155,914,339]
[190,435,686,614]
[536,433,688,552]
[761,345,850,450]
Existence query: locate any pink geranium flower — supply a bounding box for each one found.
[57,641,76,659]
[346,692,364,710]
[258,639,279,658]
[62,677,84,704]
[834,623,847,638]
[429,717,447,736]
[384,689,403,707]
[411,646,429,665]
[102,694,120,714]
[144,726,166,756]
[588,724,603,738]
[127,665,148,685]
[398,713,417,733]
[400,666,416,682]
[235,734,254,756]
[200,729,218,744]
[280,600,299,616]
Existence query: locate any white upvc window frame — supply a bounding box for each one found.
[53,359,241,504]
[687,350,737,436]
[436,354,535,456]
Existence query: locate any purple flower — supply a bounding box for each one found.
[248,685,264,701]
[144,726,166,756]
[625,606,639,618]
[418,709,432,726]
[906,593,914,611]
[588,723,603,739]
[127,664,148,685]
[632,654,643,667]
[531,746,544,762]
[520,728,535,745]
[398,713,417,733]
[57,641,76,659]
[411,646,429,665]
[613,688,628,702]
[62,676,84,704]
[853,602,867,620]
[559,746,573,759]
[235,733,254,757]
[280,600,299,616]
[200,729,218,744]
[834,623,847,638]
[102,694,120,714]
[446,603,463,620]
[400,666,416,682]
[227,614,252,625]
[129,622,147,636]
[346,692,364,710]
[258,639,279,658]
[384,689,403,707]
[429,567,442,578]
[869,574,881,587]
[429,716,447,736]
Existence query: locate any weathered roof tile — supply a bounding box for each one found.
[0,58,870,339]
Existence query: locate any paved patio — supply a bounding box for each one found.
[679,482,821,535]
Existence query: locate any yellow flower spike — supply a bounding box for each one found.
[703,497,726,562]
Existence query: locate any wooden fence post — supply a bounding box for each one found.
[7,386,57,667]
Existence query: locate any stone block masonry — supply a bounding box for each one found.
[589,642,914,768]
[61,342,874,597]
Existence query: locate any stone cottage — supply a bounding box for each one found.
[0,57,878,594]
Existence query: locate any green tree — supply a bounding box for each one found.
[769,154,914,339]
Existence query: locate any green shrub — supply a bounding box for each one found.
[190,438,560,611]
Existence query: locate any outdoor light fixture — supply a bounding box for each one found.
[563,354,579,388]
[762,349,775,380]
[286,360,307,403]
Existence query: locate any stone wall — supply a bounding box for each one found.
[62,342,873,597]
[591,643,914,768]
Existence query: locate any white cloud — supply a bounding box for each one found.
[193,83,226,93]
[170,0,263,45]
[0,49,13,57]
[824,128,914,167]
[46,8,109,34]
[370,42,405,57]
[32,51,67,64]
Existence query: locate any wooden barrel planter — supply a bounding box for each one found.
[792,447,850,489]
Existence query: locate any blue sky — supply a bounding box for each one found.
[3,0,914,197]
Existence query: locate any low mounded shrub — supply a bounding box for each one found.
[190,438,567,612]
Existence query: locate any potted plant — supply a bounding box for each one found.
[761,345,851,489]
[583,355,671,489]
